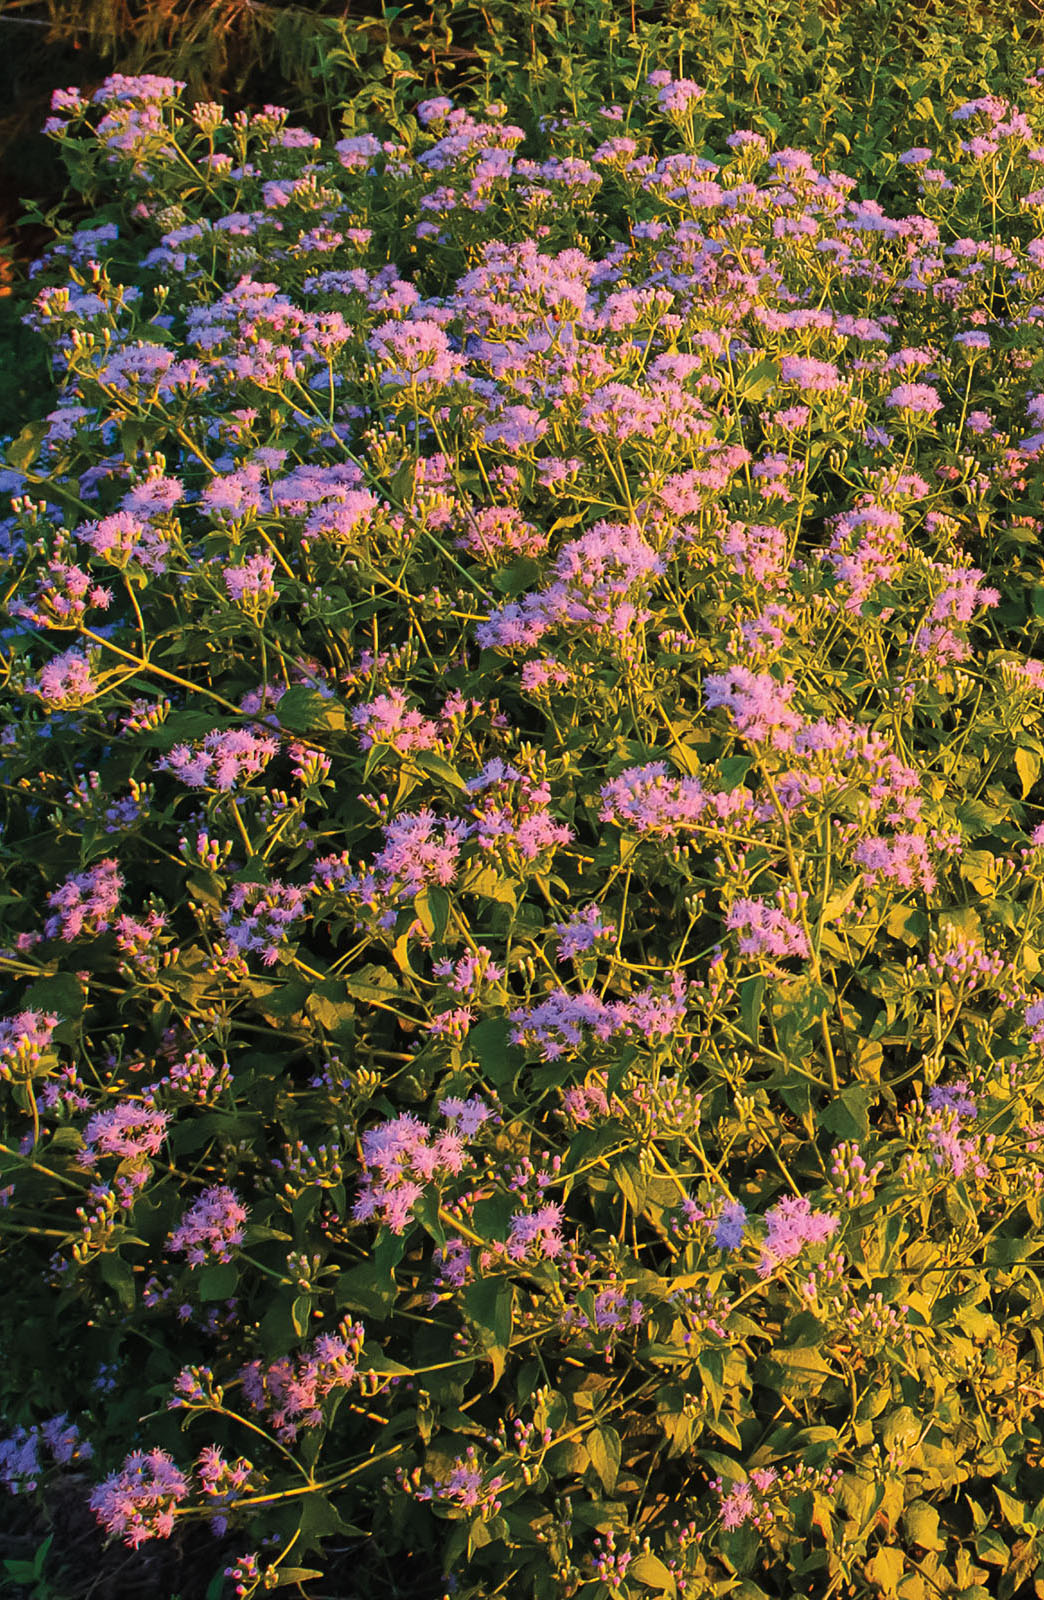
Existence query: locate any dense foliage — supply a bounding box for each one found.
[9,33,1044,1600]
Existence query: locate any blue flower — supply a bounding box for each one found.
[714,1200,747,1250]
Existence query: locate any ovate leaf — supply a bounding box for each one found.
[586,1425,621,1494]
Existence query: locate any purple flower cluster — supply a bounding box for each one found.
[756,1194,839,1278]
[0,1416,92,1495]
[413,1446,506,1513]
[158,728,279,789]
[509,973,689,1061]
[168,1185,247,1265]
[240,1321,365,1442]
[703,668,803,750]
[89,1449,189,1548]
[43,859,123,942]
[725,898,810,961]
[352,1099,493,1232]
[77,1102,170,1168]
[0,1010,60,1078]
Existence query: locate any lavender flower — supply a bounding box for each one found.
[714,1200,747,1250]
[168,1185,247,1265]
[89,1449,189,1547]
[757,1194,839,1278]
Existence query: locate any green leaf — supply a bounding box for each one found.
[629,1552,678,1594]
[698,1348,725,1419]
[462,1277,513,1385]
[865,1545,905,1593]
[994,1485,1028,1530]
[275,685,346,733]
[491,555,545,594]
[459,861,518,905]
[344,965,403,1005]
[291,1294,313,1337]
[5,419,47,474]
[467,1017,517,1087]
[901,1499,945,1550]
[198,1263,239,1301]
[739,976,764,1044]
[1016,746,1041,799]
[21,972,85,1022]
[770,975,832,1049]
[820,877,862,923]
[586,1424,621,1494]
[734,357,778,403]
[975,1527,1010,1564]
[99,1253,135,1311]
[243,1224,293,1245]
[754,1345,833,1397]
[143,708,230,750]
[718,1520,760,1575]
[412,749,466,791]
[255,978,310,1019]
[884,904,927,945]
[960,848,998,896]
[820,1084,873,1142]
[718,755,751,790]
[297,1492,367,1545]
[271,1572,326,1589]
[415,885,450,942]
[335,1260,397,1318]
[305,978,355,1038]
[614,1151,648,1215]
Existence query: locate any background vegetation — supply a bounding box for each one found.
[7,2,1044,1599]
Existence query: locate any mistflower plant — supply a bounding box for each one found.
[7,54,1044,1600]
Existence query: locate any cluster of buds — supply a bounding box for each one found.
[71,1186,121,1263]
[225,1552,281,1598]
[179,831,234,871]
[169,1364,224,1410]
[0,1010,60,1082]
[121,697,171,734]
[272,1138,345,1196]
[827,1140,885,1205]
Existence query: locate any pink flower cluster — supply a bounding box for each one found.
[89,1449,189,1548]
[509,973,689,1060]
[158,727,279,789]
[240,1321,365,1442]
[725,898,810,960]
[0,1010,60,1077]
[756,1194,839,1278]
[44,859,123,941]
[168,1185,247,1265]
[352,1098,493,1232]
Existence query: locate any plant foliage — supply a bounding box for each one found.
[7,30,1044,1600]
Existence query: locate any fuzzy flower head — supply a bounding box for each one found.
[757,1194,838,1278]
[29,648,99,708]
[703,668,803,750]
[89,1449,189,1548]
[553,904,617,960]
[726,897,809,961]
[157,728,279,790]
[714,1200,747,1250]
[885,383,943,419]
[352,1101,491,1233]
[44,860,123,942]
[779,355,843,393]
[168,1185,247,1265]
[0,1011,60,1078]
[351,689,440,754]
[78,1102,171,1169]
[240,1322,365,1442]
